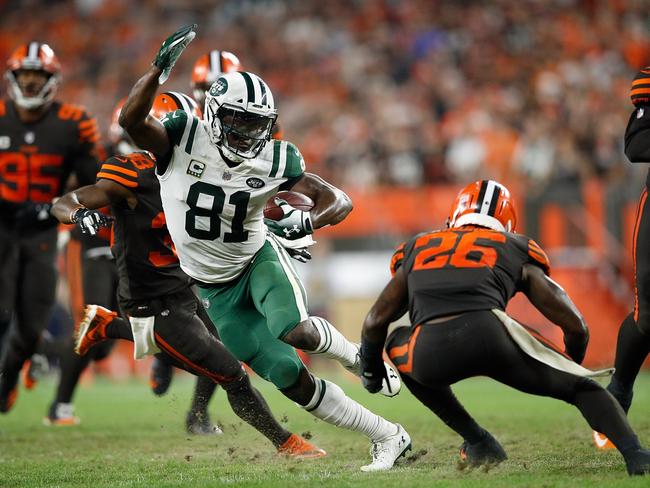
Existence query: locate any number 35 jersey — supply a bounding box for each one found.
[97,152,189,301]
[393,227,551,326]
[156,110,304,283]
[0,99,103,226]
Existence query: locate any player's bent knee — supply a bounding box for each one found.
[219,369,249,393]
[265,356,305,390]
[569,377,602,403]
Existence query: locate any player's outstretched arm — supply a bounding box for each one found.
[119,25,196,157]
[520,264,589,363]
[360,267,409,393]
[290,172,353,229]
[52,180,132,235]
[119,66,171,157]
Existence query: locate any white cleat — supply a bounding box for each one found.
[360,424,411,472]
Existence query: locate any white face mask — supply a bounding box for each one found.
[6,70,59,110]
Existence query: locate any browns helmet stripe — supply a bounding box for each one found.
[165,91,192,114]
[479,180,500,216]
[28,42,40,61]
[210,50,222,78]
[487,185,502,216]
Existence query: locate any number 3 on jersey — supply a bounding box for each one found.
[185,182,250,243]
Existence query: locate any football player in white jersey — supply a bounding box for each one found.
[118,25,411,471]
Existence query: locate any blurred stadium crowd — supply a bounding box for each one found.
[2,0,648,193]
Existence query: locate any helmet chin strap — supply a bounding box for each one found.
[217,142,245,164]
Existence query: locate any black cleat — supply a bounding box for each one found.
[625,448,650,476]
[186,410,222,435]
[459,432,508,467]
[150,357,173,396]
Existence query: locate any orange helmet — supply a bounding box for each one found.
[447,180,517,232]
[191,50,242,106]
[110,91,201,155]
[5,42,61,109]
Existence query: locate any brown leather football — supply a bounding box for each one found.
[263,191,314,220]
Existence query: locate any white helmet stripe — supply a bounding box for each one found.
[239,72,256,104]
[256,75,268,105]
[28,42,40,61]
[480,180,498,215]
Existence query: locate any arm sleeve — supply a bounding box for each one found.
[159,109,188,147]
[390,242,406,277]
[155,109,189,172]
[526,238,551,275]
[96,153,152,189]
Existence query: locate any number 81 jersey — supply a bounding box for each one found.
[157,110,305,283]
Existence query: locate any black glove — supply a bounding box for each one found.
[285,247,312,263]
[564,331,588,365]
[359,339,387,394]
[15,202,56,231]
[71,208,112,236]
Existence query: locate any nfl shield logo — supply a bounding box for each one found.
[222,171,232,181]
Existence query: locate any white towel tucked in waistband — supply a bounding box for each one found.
[491,309,613,378]
[129,315,161,360]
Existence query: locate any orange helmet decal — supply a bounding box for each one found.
[151,91,201,119]
[448,180,517,233]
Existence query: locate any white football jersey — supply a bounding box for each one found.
[157,110,305,283]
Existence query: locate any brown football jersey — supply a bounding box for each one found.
[394,227,550,326]
[97,152,190,301]
[0,99,103,227]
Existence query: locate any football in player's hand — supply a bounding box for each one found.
[381,363,401,397]
[264,191,314,220]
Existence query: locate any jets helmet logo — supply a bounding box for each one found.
[210,77,228,96]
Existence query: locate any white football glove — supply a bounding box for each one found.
[275,235,316,263]
[264,198,314,241]
[71,208,112,236]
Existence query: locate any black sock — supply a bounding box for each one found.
[190,375,217,415]
[55,340,92,404]
[105,317,133,341]
[223,375,291,448]
[612,313,650,386]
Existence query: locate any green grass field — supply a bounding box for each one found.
[1,371,650,488]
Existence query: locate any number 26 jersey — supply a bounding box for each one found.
[392,227,551,326]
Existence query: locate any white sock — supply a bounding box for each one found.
[302,376,396,442]
[310,316,359,370]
